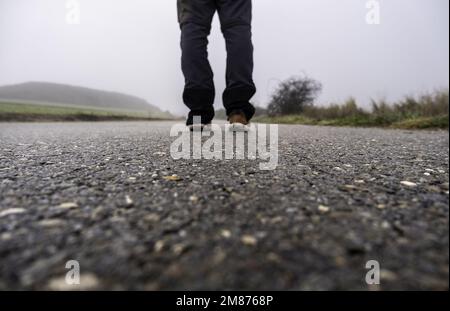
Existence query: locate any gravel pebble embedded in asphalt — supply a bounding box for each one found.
[0,121,448,290]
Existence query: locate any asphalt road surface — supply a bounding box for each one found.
[0,121,448,290]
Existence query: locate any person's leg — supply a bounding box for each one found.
[216,0,256,121]
[177,0,217,125]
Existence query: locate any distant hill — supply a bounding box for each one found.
[0,82,172,118]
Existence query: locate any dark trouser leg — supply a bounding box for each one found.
[178,0,217,125]
[217,0,256,121]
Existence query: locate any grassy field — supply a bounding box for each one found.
[0,101,170,122]
[255,114,449,129]
[255,90,449,130]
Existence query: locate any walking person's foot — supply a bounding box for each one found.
[186,113,213,132]
[187,123,211,132]
[228,109,251,132]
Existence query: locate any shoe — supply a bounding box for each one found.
[187,123,211,132]
[228,110,250,132]
[186,112,213,132]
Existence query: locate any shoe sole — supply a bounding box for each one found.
[188,124,250,132]
[229,123,250,132]
[187,124,211,132]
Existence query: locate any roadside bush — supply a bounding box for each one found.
[257,88,449,129]
[303,98,368,120]
[267,76,322,116]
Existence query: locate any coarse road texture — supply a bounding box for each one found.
[0,121,448,290]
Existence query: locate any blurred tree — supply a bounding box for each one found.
[267,76,322,116]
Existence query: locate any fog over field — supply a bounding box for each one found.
[0,0,448,116]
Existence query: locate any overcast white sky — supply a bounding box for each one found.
[0,0,448,115]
